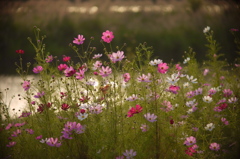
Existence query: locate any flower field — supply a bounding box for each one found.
[0,26,240,159]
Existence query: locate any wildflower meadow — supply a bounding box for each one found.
[0,26,240,159]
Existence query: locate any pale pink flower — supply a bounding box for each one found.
[123,149,137,159]
[45,55,53,63]
[99,66,112,77]
[157,63,169,74]
[5,123,13,130]
[144,113,157,122]
[228,97,238,103]
[73,34,85,45]
[126,94,138,101]
[76,69,85,80]
[203,69,209,76]
[209,143,220,151]
[93,53,102,59]
[137,73,151,82]
[93,61,102,69]
[89,105,103,114]
[101,30,114,43]
[140,124,149,132]
[109,51,125,63]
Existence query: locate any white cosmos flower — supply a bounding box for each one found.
[203,26,210,33]
[183,57,190,64]
[183,82,190,88]
[205,123,215,131]
[149,59,162,66]
[166,73,180,85]
[186,75,198,83]
[203,96,213,103]
[77,113,88,121]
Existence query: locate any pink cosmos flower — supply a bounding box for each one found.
[203,69,209,76]
[34,91,45,98]
[144,113,157,122]
[73,34,85,45]
[123,149,137,159]
[123,73,131,82]
[33,66,43,73]
[175,64,182,71]
[14,122,26,127]
[161,101,173,112]
[109,51,125,63]
[89,105,103,114]
[127,105,143,117]
[64,66,76,77]
[62,55,71,62]
[209,143,220,151]
[184,136,196,146]
[5,123,13,130]
[45,55,53,63]
[36,135,43,140]
[166,85,180,94]
[6,141,16,147]
[101,30,114,43]
[26,129,34,134]
[46,137,61,147]
[137,73,151,82]
[19,111,31,118]
[221,117,229,125]
[93,61,102,69]
[223,89,233,97]
[75,69,85,80]
[158,63,169,74]
[22,81,30,91]
[58,64,68,71]
[208,88,217,96]
[11,129,22,137]
[99,66,112,77]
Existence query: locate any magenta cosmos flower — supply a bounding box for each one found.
[209,143,220,151]
[144,113,157,122]
[99,66,112,77]
[158,63,169,74]
[58,64,68,71]
[73,34,85,45]
[101,30,114,43]
[127,104,143,117]
[184,136,196,146]
[22,81,30,91]
[33,66,43,73]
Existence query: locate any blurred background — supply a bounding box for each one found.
[0,0,240,74]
